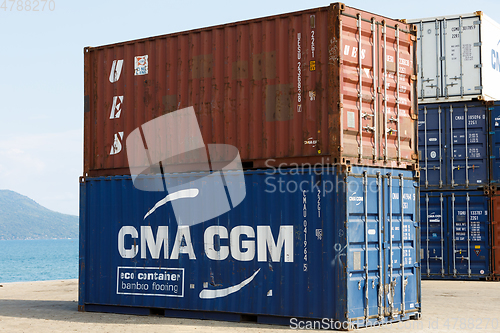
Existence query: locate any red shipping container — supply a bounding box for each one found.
[84,3,418,177]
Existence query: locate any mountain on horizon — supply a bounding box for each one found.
[0,190,78,240]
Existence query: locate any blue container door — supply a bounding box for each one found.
[345,171,385,321]
[419,104,445,189]
[420,191,491,279]
[421,192,447,277]
[447,104,489,189]
[449,192,491,278]
[345,169,419,322]
[383,173,419,318]
[490,103,500,184]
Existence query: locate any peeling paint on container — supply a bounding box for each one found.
[79,166,421,327]
[83,3,418,177]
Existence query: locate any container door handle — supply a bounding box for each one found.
[435,19,440,98]
[363,171,369,320]
[377,172,384,320]
[426,193,430,275]
[387,172,395,317]
[452,193,457,276]
[400,173,405,315]
[357,14,363,162]
[396,25,401,164]
[464,105,469,188]
[467,193,471,277]
[440,193,445,276]
[438,106,443,188]
[450,105,455,187]
[424,106,428,188]
[383,21,388,161]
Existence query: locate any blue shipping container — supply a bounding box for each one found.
[490,102,500,185]
[418,102,489,190]
[79,167,421,328]
[420,191,491,279]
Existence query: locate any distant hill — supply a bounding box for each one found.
[0,190,78,240]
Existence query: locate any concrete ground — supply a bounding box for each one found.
[0,280,499,332]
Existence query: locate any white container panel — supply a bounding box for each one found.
[480,14,500,101]
[411,12,500,103]
[441,17,481,98]
[416,20,441,99]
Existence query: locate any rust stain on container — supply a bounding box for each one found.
[84,3,418,176]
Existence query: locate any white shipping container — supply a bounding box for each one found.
[410,12,500,103]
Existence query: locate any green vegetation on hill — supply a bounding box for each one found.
[0,190,78,240]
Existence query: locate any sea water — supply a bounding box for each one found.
[0,239,78,283]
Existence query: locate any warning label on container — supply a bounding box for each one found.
[116,267,184,297]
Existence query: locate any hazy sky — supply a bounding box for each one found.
[1,0,500,216]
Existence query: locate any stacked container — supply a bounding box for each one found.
[411,12,500,280]
[80,3,421,327]
[489,103,500,280]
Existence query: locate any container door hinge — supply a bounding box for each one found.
[410,35,416,42]
[475,86,483,90]
[411,75,417,81]
[474,64,482,68]
[474,42,482,47]
[414,262,420,268]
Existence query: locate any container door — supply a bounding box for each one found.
[418,104,445,189]
[420,192,447,277]
[383,172,419,318]
[449,192,491,278]
[377,21,415,167]
[415,20,441,99]
[345,169,419,323]
[491,195,500,278]
[340,14,379,164]
[345,171,386,322]
[490,104,500,184]
[440,17,482,99]
[447,103,488,188]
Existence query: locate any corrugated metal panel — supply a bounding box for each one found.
[490,102,500,185]
[79,167,420,327]
[410,12,500,103]
[418,102,489,190]
[420,190,491,279]
[491,195,500,279]
[84,4,418,177]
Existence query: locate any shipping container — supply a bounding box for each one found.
[79,166,421,327]
[420,190,491,279]
[490,195,500,280]
[410,12,500,103]
[490,102,500,185]
[418,102,489,190]
[84,3,418,177]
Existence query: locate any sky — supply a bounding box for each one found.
[1,0,500,216]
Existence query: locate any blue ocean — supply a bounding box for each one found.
[0,239,78,283]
